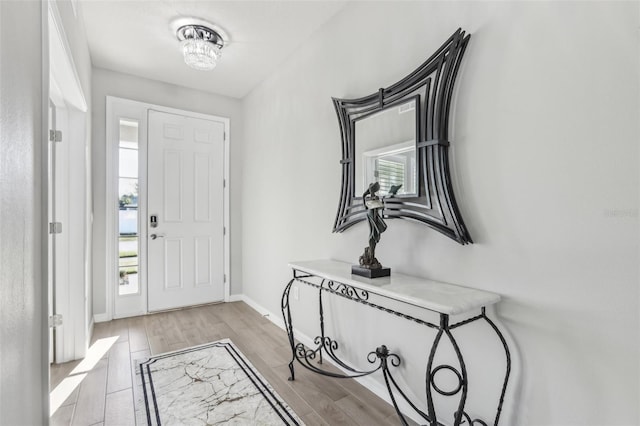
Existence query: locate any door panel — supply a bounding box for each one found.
[194,154,211,222]
[164,238,183,289]
[163,150,183,222]
[195,237,213,287]
[147,110,225,311]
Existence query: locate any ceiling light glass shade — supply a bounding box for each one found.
[182,38,221,71]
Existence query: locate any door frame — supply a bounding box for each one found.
[105,96,230,320]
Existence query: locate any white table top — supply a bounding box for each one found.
[289,259,500,315]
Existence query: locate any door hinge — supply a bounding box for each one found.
[49,222,62,234]
[223,226,226,236]
[49,129,62,142]
[223,179,226,188]
[224,274,227,283]
[223,131,226,141]
[49,314,63,328]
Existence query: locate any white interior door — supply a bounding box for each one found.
[48,100,56,364]
[52,104,68,364]
[48,99,71,364]
[49,97,89,362]
[147,110,225,311]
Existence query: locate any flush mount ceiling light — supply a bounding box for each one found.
[176,24,225,71]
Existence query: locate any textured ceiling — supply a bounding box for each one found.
[81,1,346,99]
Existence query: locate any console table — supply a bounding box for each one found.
[281,259,511,426]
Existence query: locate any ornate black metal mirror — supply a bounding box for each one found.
[332,28,473,244]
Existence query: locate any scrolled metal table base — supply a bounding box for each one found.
[281,270,511,426]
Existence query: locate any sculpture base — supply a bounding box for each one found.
[351,265,391,278]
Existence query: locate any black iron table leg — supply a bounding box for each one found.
[318,279,326,365]
[425,323,444,424]
[444,318,468,426]
[425,314,470,426]
[281,278,296,381]
[482,309,512,426]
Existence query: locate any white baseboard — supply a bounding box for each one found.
[227,294,244,303]
[93,313,110,323]
[235,294,287,330]
[237,293,424,425]
[88,317,95,345]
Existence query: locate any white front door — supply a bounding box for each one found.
[147,110,225,311]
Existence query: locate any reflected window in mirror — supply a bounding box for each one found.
[362,142,416,196]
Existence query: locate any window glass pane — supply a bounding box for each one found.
[118,178,138,210]
[118,118,140,296]
[119,237,139,295]
[118,206,138,297]
[118,206,138,235]
[119,120,138,147]
[119,148,138,178]
[118,236,138,266]
[119,266,139,295]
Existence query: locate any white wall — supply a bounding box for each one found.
[241,2,639,425]
[91,68,244,317]
[0,1,48,424]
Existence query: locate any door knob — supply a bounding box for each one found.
[150,234,165,240]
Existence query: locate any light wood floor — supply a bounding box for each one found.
[50,301,405,426]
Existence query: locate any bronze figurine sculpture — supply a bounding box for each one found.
[360,182,386,269]
[352,182,395,278]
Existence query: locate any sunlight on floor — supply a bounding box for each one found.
[71,336,119,375]
[49,373,87,416]
[50,336,119,416]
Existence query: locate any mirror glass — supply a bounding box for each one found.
[355,99,417,197]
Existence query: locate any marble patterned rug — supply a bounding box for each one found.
[135,339,303,425]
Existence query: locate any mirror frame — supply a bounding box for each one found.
[332,28,473,244]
